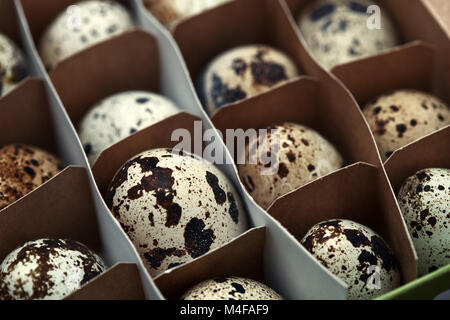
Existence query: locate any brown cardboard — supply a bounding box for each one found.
[49,29,160,127]
[92,112,203,198]
[0,0,22,47]
[332,42,436,106]
[154,227,266,300]
[267,162,417,286]
[385,125,450,193]
[172,0,330,89]
[67,263,146,300]
[211,76,381,168]
[0,165,145,299]
[424,0,450,37]
[19,0,132,47]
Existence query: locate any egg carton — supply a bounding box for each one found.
[0,0,447,300]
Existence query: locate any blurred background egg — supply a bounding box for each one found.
[0,33,27,97]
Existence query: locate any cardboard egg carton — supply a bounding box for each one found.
[1,0,447,300]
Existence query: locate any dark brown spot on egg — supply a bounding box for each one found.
[205,171,226,205]
[344,229,371,247]
[278,163,289,178]
[227,192,239,224]
[184,218,215,258]
[371,235,396,272]
[143,247,185,269]
[250,50,288,86]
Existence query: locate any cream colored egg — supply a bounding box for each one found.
[0,33,27,97]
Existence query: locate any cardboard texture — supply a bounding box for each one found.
[67,263,146,300]
[424,0,450,37]
[385,126,450,193]
[155,227,266,300]
[268,163,417,291]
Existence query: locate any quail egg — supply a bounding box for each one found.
[182,277,283,300]
[398,168,450,276]
[363,90,450,161]
[297,0,399,70]
[0,33,27,97]
[197,45,300,115]
[78,91,180,164]
[301,219,401,300]
[106,148,248,277]
[0,144,62,210]
[238,122,344,209]
[0,239,105,300]
[39,0,134,70]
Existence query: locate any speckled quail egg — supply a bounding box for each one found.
[301,219,401,300]
[143,0,231,30]
[0,239,105,300]
[238,122,344,209]
[39,0,134,70]
[297,0,399,70]
[363,90,450,161]
[106,148,248,277]
[181,277,283,300]
[197,45,300,115]
[398,168,450,276]
[78,91,180,164]
[0,33,27,97]
[0,144,62,210]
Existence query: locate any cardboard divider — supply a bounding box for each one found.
[19,0,132,47]
[0,166,145,299]
[92,112,203,198]
[267,162,417,288]
[172,0,329,89]
[0,0,22,48]
[49,29,160,127]
[67,263,146,300]
[211,77,381,168]
[154,227,266,300]
[385,126,450,193]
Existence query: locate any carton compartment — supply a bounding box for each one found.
[49,29,160,128]
[211,77,381,171]
[172,0,327,90]
[154,227,270,300]
[267,162,417,289]
[0,165,145,299]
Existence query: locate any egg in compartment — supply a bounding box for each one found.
[0,144,62,210]
[106,148,248,277]
[39,0,134,70]
[297,0,399,70]
[78,91,180,164]
[363,90,450,161]
[0,33,28,97]
[181,277,283,300]
[238,122,344,209]
[301,219,401,300]
[197,45,300,115]
[0,239,105,300]
[397,168,450,276]
[143,0,231,30]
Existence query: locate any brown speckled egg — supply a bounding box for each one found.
[143,0,231,30]
[238,122,344,209]
[39,0,134,70]
[106,148,248,277]
[398,168,450,276]
[301,219,401,300]
[0,33,28,97]
[0,239,105,300]
[181,277,283,300]
[0,144,62,210]
[197,45,300,115]
[363,90,450,161]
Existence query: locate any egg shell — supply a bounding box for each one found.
[397,168,450,276]
[143,0,231,30]
[301,219,401,300]
[0,239,105,300]
[106,148,248,277]
[0,33,27,97]
[297,0,399,70]
[39,0,134,70]
[238,122,344,209]
[181,277,283,300]
[0,144,62,210]
[78,91,180,164]
[363,90,450,161]
[197,45,300,115]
